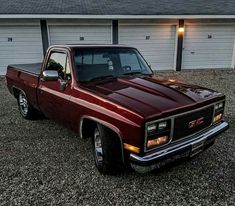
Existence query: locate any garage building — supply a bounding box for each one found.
[0,0,235,75]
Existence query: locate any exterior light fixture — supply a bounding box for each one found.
[124,143,140,153]
[169,79,176,83]
[178,27,185,33]
[147,135,169,149]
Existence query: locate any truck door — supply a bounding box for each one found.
[38,50,73,127]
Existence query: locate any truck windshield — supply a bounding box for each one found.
[74,48,153,82]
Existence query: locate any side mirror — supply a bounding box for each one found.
[42,70,59,81]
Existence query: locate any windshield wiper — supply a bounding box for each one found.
[122,71,150,76]
[89,75,116,82]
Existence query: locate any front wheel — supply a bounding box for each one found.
[17,91,39,120]
[92,124,124,174]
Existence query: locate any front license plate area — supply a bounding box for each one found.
[155,150,191,169]
[190,140,205,157]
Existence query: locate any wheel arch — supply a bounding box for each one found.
[12,86,26,99]
[80,115,125,163]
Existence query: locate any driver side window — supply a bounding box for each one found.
[46,52,71,80]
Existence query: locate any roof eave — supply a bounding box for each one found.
[0,14,235,19]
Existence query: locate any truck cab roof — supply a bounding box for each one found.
[48,44,135,50]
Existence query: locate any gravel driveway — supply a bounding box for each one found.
[0,70,234,206]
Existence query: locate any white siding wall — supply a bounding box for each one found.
[119,23,177,70]
[232,40,235,69]
[1,20,235,75]
[182,24,235,69]
[48,22,112,45]
[0,25,43,75]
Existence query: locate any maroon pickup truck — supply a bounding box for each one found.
[6,45,229,174]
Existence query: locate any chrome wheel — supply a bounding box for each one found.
[19,92,28,116]
[94,128,103,165]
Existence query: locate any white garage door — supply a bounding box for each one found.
[0,25,43,75]
[119,24,176,70]
[49,25,112,45]
[182,24,235,69]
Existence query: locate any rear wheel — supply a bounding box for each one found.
[17,91,39,120]
[92,123,124,174]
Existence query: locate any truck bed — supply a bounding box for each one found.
[6,63,42,111]
[9,63,42,75]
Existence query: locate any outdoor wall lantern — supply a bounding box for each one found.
[178,27,185,33]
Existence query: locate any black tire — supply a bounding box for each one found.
[92,123,124,174]
[17,91,39,120]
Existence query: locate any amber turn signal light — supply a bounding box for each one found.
[147,136,168,149]
[124,143,140,153]
[213,113,223,123]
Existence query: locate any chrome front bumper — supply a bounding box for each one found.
[130,121,229,166]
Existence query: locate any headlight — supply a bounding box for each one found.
[147,124,157,133]
[147,121,168,135]
[146,120,171,150]
[158,121,167,130]
[215,102,224,111]
[213,113,223,123]
[213,101,225,123]
[147,135,169,149]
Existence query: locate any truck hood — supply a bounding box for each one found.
[82,76,223,119]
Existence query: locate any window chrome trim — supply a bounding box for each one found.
[144,100,225,152]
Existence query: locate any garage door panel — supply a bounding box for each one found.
[185,26,235,32]
[184,42,233,48]
[0,43,43,47]
[184,33,235,38]
[50,38,111,45]
[50,29,110,33]
[184,38,234,43]
[121,33,174,37]
[0,30,41,35]
[128,45,175,50]
[120,40,176,44]
[119,24,176,70]
[0,25,43,75]
[0,52,42,57]
[120,35,175,40]
[0,36,42,40]
[142,56,175,61]
[183,24,235,69]
[50,26,109,31]
[141,51,175,55]
[49,25,112,45]
[50,32,110,37]
[184,52,232,57]
[0,35,41,41]
[183,56,232,62]
[183,63,231,69]
[120,36,176,41]
[50,33,110,38]
[120,27,175,33]
[186,30,235,35]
